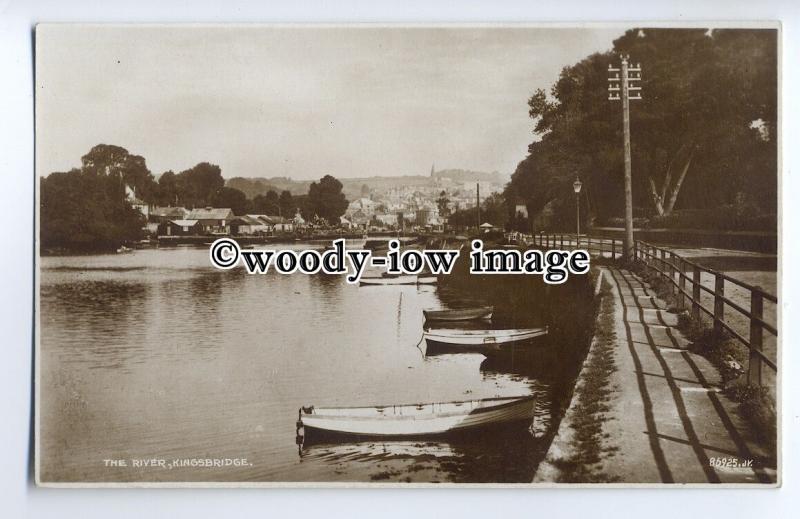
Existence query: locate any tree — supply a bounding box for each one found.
[175,162,225,208]
[305,175,348,225]
[447,193,508,230]
[279,190,295,217]
[436,190,451,219]
[211,187,250,216]
[157,170,179,206]
[40,167,144,251]
[507,28,777,228]
[482,193,509,228]
[80,144,158,202]
[252,190,280,214]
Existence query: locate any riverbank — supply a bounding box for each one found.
[534,266,776,484]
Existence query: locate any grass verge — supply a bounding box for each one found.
[549,275,620,483]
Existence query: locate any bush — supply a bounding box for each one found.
[649,206,776,232]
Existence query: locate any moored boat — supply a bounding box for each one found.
[298,395,535,437]
[423,306,493,322]
[423,327,547,355]
[424,327,547,345]
[359,275,418,286]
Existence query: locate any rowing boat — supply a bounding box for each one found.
[423,306,493,322]
[298,395,535,437]
[359,275,418,286]
[416,275,438,285]
[424,327,547,345]
[423,327,547,355]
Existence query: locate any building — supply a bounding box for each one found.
[344,209,369,228]
[257,215,293,233]
[186,207,234,234]
[373,213,401,228]
[162,219,201,236]
[292,211,306,229]
[231,215,270,235]
[125,184,149,218]
[346,198,377,220]
[149,206,187,224]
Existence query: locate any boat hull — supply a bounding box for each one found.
[416,276,438,285]
[423,328,547,345]
[359,275,418,286]
[423,327,547,356]
[423,306,493,322]
[299,396,535,437]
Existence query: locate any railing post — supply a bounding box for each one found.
[560,234,564,249]
[678,258,686,311]
[692,265,701,321]
[634,239,638,262]
[748,289,764,386]
[612,238,616,260]
[714,273,724,337]
[668,252,675,294]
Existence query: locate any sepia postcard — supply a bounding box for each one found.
[35,23,780,487]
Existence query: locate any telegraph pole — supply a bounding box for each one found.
[608,56,641,261]
[476,182,481,231]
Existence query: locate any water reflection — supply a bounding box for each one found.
[39,246,592,483]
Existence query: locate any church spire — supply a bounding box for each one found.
[430,163,435,177]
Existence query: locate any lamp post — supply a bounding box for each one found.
[573,177,583,247]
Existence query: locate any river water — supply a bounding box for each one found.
[39,243,587,483]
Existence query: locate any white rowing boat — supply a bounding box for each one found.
[424,327,547,346]
[423,306,493,322]
[298,395,535,437]
[416,275,438,285]
[359,275,419,286]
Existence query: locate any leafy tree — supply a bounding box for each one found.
[211,187,250,216]
[304,175,348,225]
[447,193,508,230]
[279,190,296,218]
[157,170,179,206]
[436,190,451,219]
[175,162,225,208]
[507,28,777,229]
[252,190,280,214]
[40,168,144,251]
[81,144,158,202]
[482,193,509,228]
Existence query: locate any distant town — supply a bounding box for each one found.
[39,143,512,252]
[135,165,506,239]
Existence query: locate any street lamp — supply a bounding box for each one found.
[573,177,583,247]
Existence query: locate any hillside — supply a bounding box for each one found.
[432,168,507,184]
[227,169,508,200]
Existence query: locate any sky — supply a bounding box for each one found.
[36,25,623,180]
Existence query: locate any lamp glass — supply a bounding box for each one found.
[573,178,583,194]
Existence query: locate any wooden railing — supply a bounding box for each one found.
[511,232,778,386]
[508,231,626,259]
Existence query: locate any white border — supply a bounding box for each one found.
[2,1,798,517]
